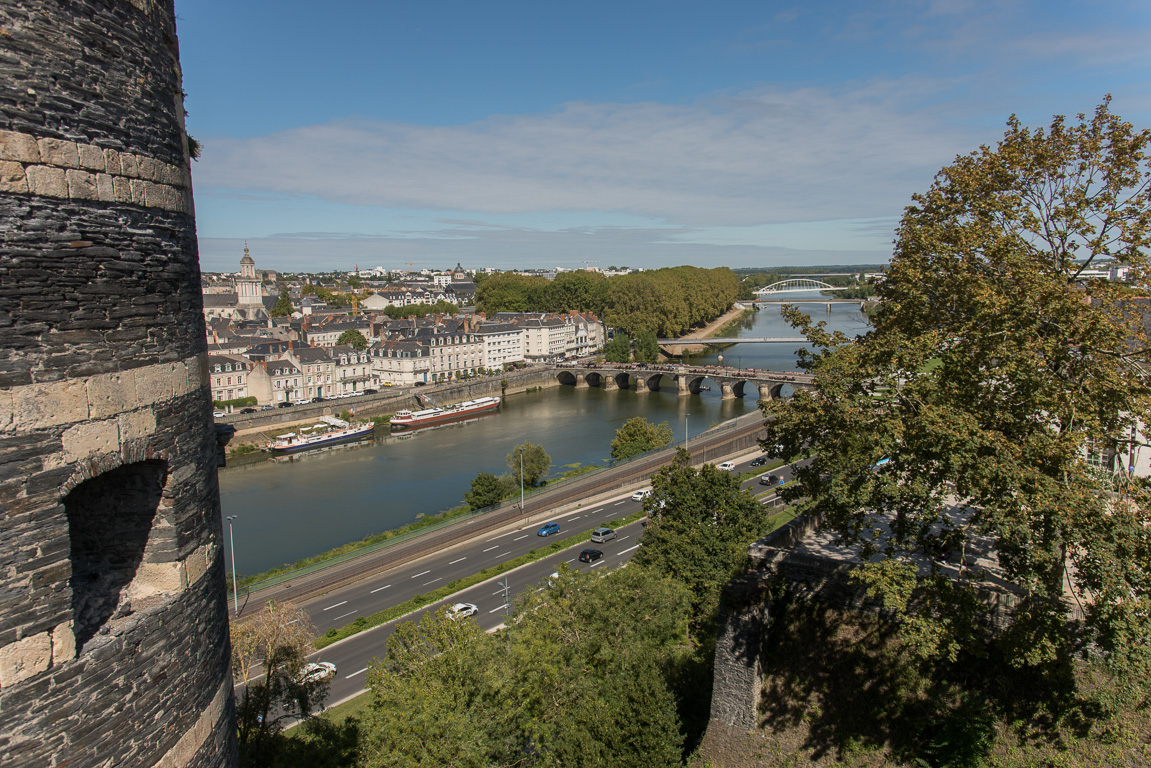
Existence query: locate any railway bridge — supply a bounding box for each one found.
[552,364,814,400]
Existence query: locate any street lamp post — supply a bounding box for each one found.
[497,580,511,616]
[685,413,690,450]
[226,515,239,616]
[519,451,524,511]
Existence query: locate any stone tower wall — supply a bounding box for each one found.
[0,2,236,767]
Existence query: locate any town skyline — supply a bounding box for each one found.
[176,0,1151,274]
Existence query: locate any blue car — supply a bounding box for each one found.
[537,522,560,537]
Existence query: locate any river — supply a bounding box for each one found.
[218,297,871,576]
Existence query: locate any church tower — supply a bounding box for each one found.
[236,243,261,310]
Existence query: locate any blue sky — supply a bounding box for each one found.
[176,0,1151,274]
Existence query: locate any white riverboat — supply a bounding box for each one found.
[266,416,376,453]
[390,396,501,429]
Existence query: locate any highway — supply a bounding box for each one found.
[290,450,802,709]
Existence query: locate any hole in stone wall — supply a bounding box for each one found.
[64,460,168,650]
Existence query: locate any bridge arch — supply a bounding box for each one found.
[556,370,579,387]
[754,278,846,296]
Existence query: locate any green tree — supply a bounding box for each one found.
[764,100,1151,696]
[508,442,550,487]
[610,417,673,461]
[463,471,514,510]
[634,449,769,626]
[634,329,659,363]
[603,331,631,363]
[336,329,368,350]
[270,289,293,317]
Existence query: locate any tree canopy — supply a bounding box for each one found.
[611,416,673,461]
[463,471,514,510]
[270,289,293,317]
[763,99,1151,698]
[336,329,368,350]
[507,442,550,487]
[603,331,631,363]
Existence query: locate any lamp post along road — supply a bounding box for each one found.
[226,515,239,616]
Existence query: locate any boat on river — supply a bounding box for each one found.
[266,416,376,453]
[390,396,501,429]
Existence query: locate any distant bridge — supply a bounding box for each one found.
[657,337,807,346]
[552,363,813,401]
[754,278,849,296]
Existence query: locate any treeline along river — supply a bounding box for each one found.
[218,298,871,576]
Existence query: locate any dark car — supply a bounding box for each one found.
[578,548,603,563]
[537,522,560,537]
[750,456,768,467]
[312,396,325,403]
[362,388,378,395]
[276,401,293,408]
[239,407,257,414]
[759,474,783,486]
[414,381,427,387]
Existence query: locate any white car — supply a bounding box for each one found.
[299,661,337,684]
[631,489,652,501]
[213,411,226,419]
[448,602,478,620]
[717,461,736,471]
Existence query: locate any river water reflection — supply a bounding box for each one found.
[219,299,871,575]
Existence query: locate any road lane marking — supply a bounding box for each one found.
[489,604,509,614]
[482,545,499,552]
[614,500,625,505]
[412,570,431,578]
[346,667,369,679]
[494,551,510,558]
[332,610,357,621]
[448,557,467,565]
[486,529,521,541]
[565,514,582,521]
[589,508,604,514]
[590,560,605,567]
[422,578,442,587]
[565,558,575,563]
[370,584,391,593]
[323,601,348,611]
[618,544,640,555]
[513,534,529,541]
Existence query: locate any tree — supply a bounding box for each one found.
[336,329,368,350]
[634,449,769,626]
[463,471,514,510]
[634,329,659,363]
[507,442,550,487]
[611,417,673,461]
[603,331,631,363]
[270,289,293,317]
[231,600,330,766]
[764,100,1151,696]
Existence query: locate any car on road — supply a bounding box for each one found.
[311,396,326,403]
[537,522,560,537]
[448,602,478,619]
[718,461,736,471]
[631,489,652,501]
[239,407,257,414]
[591,527,616,543]
[300,661,337,684]
[414,381,426,386]
[276,401,292,408]
[579,548,604,563]
[750,456,768,467]
[759,474,783,486]
[260,405,274,410]
[362,388,378,394]
[212,411,225,419]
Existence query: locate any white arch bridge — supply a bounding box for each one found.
[754,278,849,296]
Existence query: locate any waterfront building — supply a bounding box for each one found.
[331,344,375,394]
[209,355,255,404]
[285,346,337,400]
[474,321,525,369]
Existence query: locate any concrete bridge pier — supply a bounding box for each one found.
[634,376,649,393]
[677,376,690,397]
[602,376,619,392]
[720,381,736,400]
[574,374,589,389]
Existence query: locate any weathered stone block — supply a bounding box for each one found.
[103,147,122,176]
[133,562,186,596]
[12,379,89,429]
[0,130,41,163]
[65,169,98,200]
[51,622,75,665]
[76,144,106,171]
[0,160,28,193]
[136,155,160,182]
[0,633,52,687]
[87,371,137,419]
[119,151,140,178]
[37,137,80,168]
[96,172,115,202]
[118,409,156,443]
[25,165,68,197]
[62,419,118,462]
[112,174,133,203]
[133,362,176,405]
[185,544,209,587]
[129,178,146,205]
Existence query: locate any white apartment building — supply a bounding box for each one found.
[208,354,254,403]
[474,321,524,369]
[331,344,375,394]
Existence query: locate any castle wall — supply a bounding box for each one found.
[0,2,236,766]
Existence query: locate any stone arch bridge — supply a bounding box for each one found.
[552,364,814,400]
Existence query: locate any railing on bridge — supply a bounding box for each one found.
[754,278,848,296]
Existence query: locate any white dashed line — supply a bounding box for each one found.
[369,584,391,594]
[589,508,604,514]
[494,551,510,558]
[489,604,509,614]
[448,557,467,565]
[565,514,582,521]
[482,545,499,552]
[618,544,640,555]
[614,500,625,505]
[323,601,347,611]
[346,667,369,679]
[513,535,529,541]
[411,570,431,579]
[590,560,605,567]
[422,578,441,587]
[332,610,357,621]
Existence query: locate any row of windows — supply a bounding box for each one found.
[213,375,245,386]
